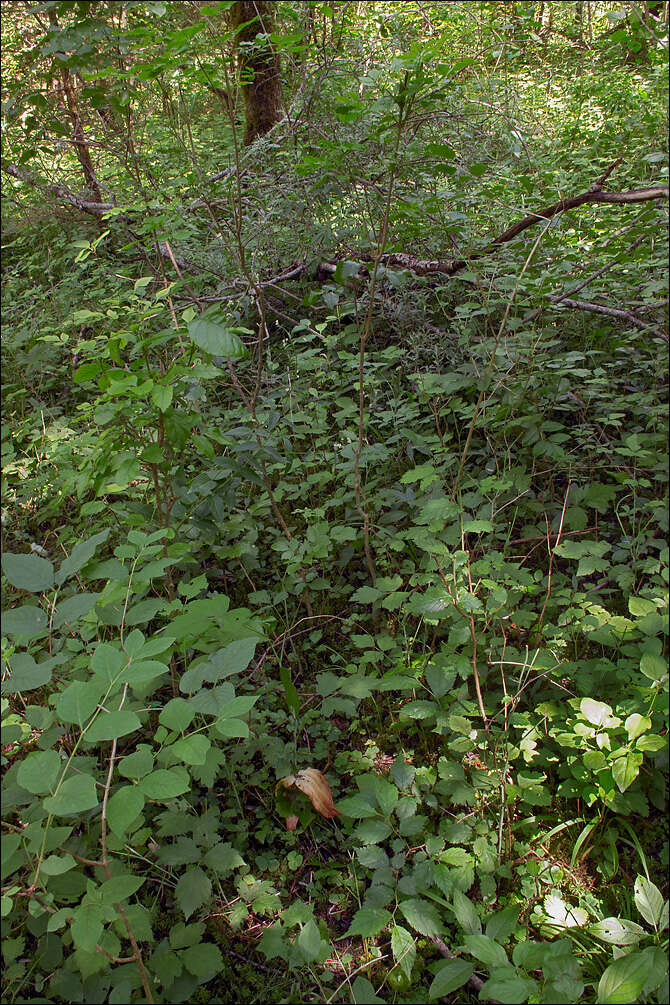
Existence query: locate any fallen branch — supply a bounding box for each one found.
[2,161,115,218]
[545,295,668,339]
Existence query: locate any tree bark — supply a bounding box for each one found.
[230,1,283,145]
[47,9,102,201]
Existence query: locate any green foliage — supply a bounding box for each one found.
[2,1,668,1002]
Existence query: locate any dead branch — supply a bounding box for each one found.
[2,161,115,218]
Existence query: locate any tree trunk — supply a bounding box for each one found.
[230,1,283,145]
[46,10,102,201]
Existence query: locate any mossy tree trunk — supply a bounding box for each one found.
[230,1,283,145]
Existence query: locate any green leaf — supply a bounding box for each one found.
[213,718,249,738]
[611,750,643,793]
[2,552,54,592]
[1,605,47,636]
[17,749,61,794]
[280,664,300,716]
[41,853,76,875]
[99,873,145,903]
[634,876,663,928]
[207,638,258,679]
[56,679,105,726]
[2,653,54,693]
[351,977,385,1004]
[171,734,211,765]
[452,889,482,934]
[71,904,104,953]
[107,786,145,837]
[176,867,211,920]
[624,713,651,742]
[55,529,110,586]
[43,774,98,816]
[118,744,154,779]
[120,659,170,689]
[86,710,141,742]
[596,950,650,1004]
[480,971,539,1003]
[353,819,393,844]
[429,958,474,999]
[53,592,101,628]
[580,698,615,727]
[390,925,416,979]
[298,920,322,961]
[485,905,519,944]
[345,907,391,938]
[640,652,665,681]
[588,918,646,945]
[463,934,511,969]
[139,769,189,800]
[180,941,223,979]
[351,586,383,603]
[188,319,247,358]
[151,384,173,412]
[202,843,245,875]
[91,643,126,683]
[399,898,441,937]
[159,698,196,732]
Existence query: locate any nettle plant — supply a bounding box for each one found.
[1,529,269,1002]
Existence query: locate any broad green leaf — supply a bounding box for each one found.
[485,905,519,943]
[41,853,76,875]
[213,718,249,738]
[151,384,173,412]
[390,925,416,979]
[120,659,170,688]
[596,950,650,1004]
[463,934,510,969]
[139,769,189,800]
[634,876,663,928]
[17,749,61,795]
[71,904,104,953]
[56,679,105,726]
[107,786,145,837]
[399,898,441,937]
[43,774,98,816]
[298,920,322,961]
[1,605,47,636]
[351,977,385,1004]
[98,873,144,903]
[2,552,54,592]
[624,713,651,742]
[580,698,614,727]
[188,319,247,358]
[480,971,539,1003]
[2,653,54,692]
[216,695,258,719]
[175,867,211,920]
[611,750,643,793]
[336,795,378,818]
[160,698,196,732]
[203,843,245,875]
[86,710,141,742]
[452,889,482,934]
[118,744,154,779]
[90,643,126,683]
[345,907,391,938]
[588,918,646,945]
[206,638,258,679]
[171,734,211,765]
[429,958,474,999]
[55,529,110,586]
[52,592,100,628]
[640,652,665,681]
[180,942,223,979]
[353,819,392,844]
